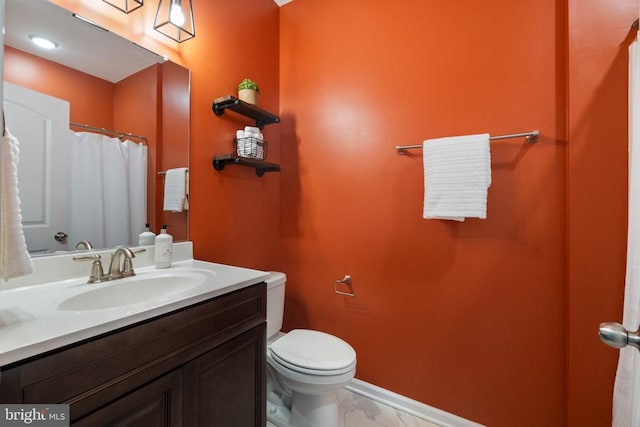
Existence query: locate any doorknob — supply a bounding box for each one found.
[54,232,68,242]
[599,322,640,351]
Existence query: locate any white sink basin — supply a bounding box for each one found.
[58,270,210,311]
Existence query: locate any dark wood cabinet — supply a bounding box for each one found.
[184,325,266,427]
[0,283,267,427]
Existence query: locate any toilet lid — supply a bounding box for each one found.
[270,329,356,373]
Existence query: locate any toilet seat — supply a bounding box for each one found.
[270,350,356,376]
[269,329,356,376]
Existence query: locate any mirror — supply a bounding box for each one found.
[3,0,190,255]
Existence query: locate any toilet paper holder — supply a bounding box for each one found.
[335,275,356,297]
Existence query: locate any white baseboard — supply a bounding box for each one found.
[345,379,486,427]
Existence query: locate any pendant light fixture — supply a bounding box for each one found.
[154,0,195,43]
[102,0,143,14]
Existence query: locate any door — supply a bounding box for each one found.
[183,325,266,427]
[3,82,71,253]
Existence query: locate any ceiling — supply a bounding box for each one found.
[4,0,164,83]
[4,0,294,83]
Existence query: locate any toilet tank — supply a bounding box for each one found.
[266,272,286,340]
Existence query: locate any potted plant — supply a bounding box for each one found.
[238,78,259,105]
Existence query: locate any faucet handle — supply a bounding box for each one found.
[73,254,105,283]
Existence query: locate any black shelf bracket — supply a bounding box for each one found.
[213,155,281,177]
[211,96,280,129]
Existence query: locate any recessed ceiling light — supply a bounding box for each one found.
[29,35,58,50]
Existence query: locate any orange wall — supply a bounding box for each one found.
[279,1,566,426]
[180,0,281,269]
[566,0,637,425]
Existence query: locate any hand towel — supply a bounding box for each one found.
[1,129,34,280]
[163,167,189,212]
[423,133,491,221]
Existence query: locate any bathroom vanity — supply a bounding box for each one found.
[0,243,268,426]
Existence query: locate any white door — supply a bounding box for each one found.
[3,82,70,254]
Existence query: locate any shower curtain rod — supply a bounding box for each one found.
[70,122,148,143]
[395,130,539,154]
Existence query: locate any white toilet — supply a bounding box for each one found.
[266,272,357,427]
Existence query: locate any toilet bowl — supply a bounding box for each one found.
[265,273,357,427]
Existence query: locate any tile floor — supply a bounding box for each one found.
[267,388,442,427]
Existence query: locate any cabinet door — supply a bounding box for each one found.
[183,324,266,427]
[72,369,183,427]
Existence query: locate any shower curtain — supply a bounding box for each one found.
[613,36,640,427]
[68,131,147,249]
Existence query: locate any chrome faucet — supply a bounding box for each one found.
[73,247,145,284]
[108,247,136,280]
[75,240,94,251]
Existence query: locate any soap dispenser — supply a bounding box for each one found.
[138,223,156,246]
[154,225,173,269]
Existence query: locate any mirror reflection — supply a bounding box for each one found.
[3,0,190,255]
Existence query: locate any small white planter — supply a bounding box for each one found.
[238,88,258,105]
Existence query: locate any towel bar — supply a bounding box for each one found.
[396,130,539,155]
[158,169,189,176]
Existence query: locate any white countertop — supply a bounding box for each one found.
[0,243,269,367]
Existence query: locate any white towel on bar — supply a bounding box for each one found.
[0,130,34,280]
[163,167,189,212]
[423,133,491,221]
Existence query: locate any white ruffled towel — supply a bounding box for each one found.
[423,133,491,221]
[163,167,189,212]
[1,129,34,280]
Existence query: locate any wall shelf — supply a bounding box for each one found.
[212,95,281,177]
[211,96,280,129]
[212,154,281,177]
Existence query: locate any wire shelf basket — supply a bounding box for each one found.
[234,137,267,160]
